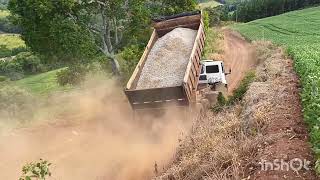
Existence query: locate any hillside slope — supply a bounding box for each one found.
[155,40,316,179]
[233,6,320,172]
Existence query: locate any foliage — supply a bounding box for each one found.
[203,28,221,59]
[212,71,255,113]
[8,0,97,64]
[233,6,320,173]
[0,52,44,80]
[211,91,227,113]
[235,0,320,22]
[119,45,144,83]
[0,34,26,58]
[56,66,87,86]
[157,0,197,16]
[0,9,9,17]
[14,52,45,74]
[0,1,7,10]
[202,10,210,31]
[0,10,20,33]
[204,5,229,26]
[228,71,255,105]
[0,85,35,122]
[19,159,51,180]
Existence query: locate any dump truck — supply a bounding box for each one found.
[124,11,206,111]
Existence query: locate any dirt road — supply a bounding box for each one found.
[223,29,257,94]
[0,85,191,180]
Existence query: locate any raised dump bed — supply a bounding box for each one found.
[125,11,206,110]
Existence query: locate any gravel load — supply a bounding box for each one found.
[136,28,197,89]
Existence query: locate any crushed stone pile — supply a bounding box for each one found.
[136,28,197,89]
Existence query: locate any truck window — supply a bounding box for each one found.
[206,65,219,73]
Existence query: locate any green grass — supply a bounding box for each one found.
[199,0,221,9]
[0,10,9,19]
[232,6,320,173]
[13,68,72,95]
[0,34,26,57]
[0,34,25,49]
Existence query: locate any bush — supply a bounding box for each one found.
[56,66,87,86]
[228,71,256,105]
[0,52,44,80]
[15,52,45,74]
[204,5,229,27]
[20,159,52,180]
[211,92,227,113]
[0,16,21,33]
[0,85,36,122]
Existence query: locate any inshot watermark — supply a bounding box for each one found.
[259,158,311,171]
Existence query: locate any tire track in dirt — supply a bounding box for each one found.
[222,29,257,94]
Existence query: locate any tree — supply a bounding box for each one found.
[148,0,197,16]
[8,0,149,75]
[78,0,150,75]
[8,0,197,75]
[8,0,97,65]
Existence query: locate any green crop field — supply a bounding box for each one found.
[199,0,221,9]
[13,68,72,95]
[233,6,320,169]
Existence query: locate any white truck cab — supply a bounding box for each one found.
[199,60,229,86]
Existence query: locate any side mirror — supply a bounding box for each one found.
[225,69,232,75]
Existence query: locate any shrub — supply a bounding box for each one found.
[0,16,21,33]
[204,5,229,27]
[0,85,36,122]
[120,45,144,83]
[211,92,227,113]
[15,52,45,74]
[0,52,44,80]
[19,159,52,180]
[228,71,256,105]
[211,72,255,113]
[56,66,86,86]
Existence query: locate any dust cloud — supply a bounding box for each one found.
[0,77,193,179]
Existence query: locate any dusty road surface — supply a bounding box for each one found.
[0,85,192,180]
[223,29,257,94]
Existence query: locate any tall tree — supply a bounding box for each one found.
[8,0,196,75]
[8,0,149,74]
[79,0,150,74]
[8,0,97,65]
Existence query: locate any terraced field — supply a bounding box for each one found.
[233,6,320,171]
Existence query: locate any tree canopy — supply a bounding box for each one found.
[8,0,197,74]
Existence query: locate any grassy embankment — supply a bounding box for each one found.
[232,6,320,173]
[198,0,221,9]
[13,68,72,95]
